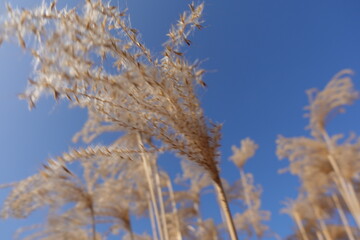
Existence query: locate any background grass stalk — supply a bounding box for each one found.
[332,195,355,240]
[166,179,182,240]
[148,195,159,240]
[314,207,331,240]
[292,211,309,240]
[137,133,164,240]
[316,231,325,240]
[321,130,360,229]
[154,165,170,240]
[239,168,257,226]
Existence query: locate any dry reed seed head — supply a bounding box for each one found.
[281,196,316,221]
[276,136,328,173]
[221,178,244,202]
[331,137,360,180]
[1,153,144,236]
[165,2,204,48]
[1,0,221,184]
[304,69,359,139]
[176,159,212,193]
[222,168,270,238]
[277,69,360,238]
[194,218,220,240]
[243,173,264,206]
[19,212,98,240]
[2,158,90,219]
[281,195,354,240]
[282,195,335,224]
[308,195,335,219]
[325,225,357,240]
[56,145,151,180]
[276,136,336,195]
[1,0,148,106]
[277,133,360,196]
[1,174,50,219]
[0,1,240,238]
[233,209,270,239]
[229,138,258,168]
[164,211,200,240]
[222,175,262,207]
[122,233,152,240]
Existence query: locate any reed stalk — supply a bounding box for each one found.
[137,133,164,240]
[213,176,238,240]
[332,195,355,240]
[148,195,159,240]
[321,130,360,229]
[239,169,256,225]
[292,211,309,240]
[313,207,331,240]
[90,203,96,240]
[154,166,170,240]
[166,179,182,240]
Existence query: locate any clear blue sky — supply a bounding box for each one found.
[1,0,360,239]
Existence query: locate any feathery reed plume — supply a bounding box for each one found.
[305,69,358,139]
[1,145,158,239]
[16,213,101,240]
[0,0,239,238]
[230,138,258,169]
[2,158,100,239]
[278,69,360,239]
[229,138,270,239]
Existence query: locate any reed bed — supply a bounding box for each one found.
[0,1,359,239]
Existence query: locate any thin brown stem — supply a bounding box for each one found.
[89,203,96,240]
[213,177,238,240]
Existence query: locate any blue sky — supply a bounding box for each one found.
[1,0,360,239]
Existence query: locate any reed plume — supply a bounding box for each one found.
[278,69,360,239]
[0,0,240,238]
[229,138,270,239]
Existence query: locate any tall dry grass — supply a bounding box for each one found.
[278,70,360,240]
[0,1,359,240]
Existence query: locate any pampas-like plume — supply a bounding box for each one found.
[1,146,158,239]
[305,69,358,139]
[277,70,360,239]
[0,0,238,239]
[229,139,270,239]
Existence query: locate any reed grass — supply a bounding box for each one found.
[0,1,359,240]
